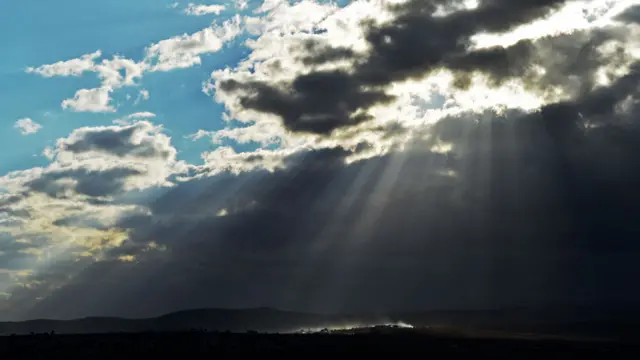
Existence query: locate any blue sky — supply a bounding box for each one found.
[0,0,255,174]
[0,0,356,173]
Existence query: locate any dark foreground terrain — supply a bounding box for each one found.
[1,308,638,358]
[1,328,639,359]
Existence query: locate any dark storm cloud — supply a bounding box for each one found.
[219,73,394,134]
[453,26,632,99]
[62,122,172,159]
[3,62,640,320]
[25,167,143,199]
[219,0,575,135]
[354,0,569,84]
[616,4,640,24]
[295,39,356,66]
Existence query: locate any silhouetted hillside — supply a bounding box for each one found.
[1,307,638,341]
[0,308,352,335]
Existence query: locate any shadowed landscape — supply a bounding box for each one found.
[1,307,639,358]
[3,329,639,359]
[1,307,639,339]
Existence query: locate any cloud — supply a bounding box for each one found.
[113,112,157,126]
[184,3,226,16]
[14,118,42,135]
[204,0,639,165]
[212,118,284,145]
[27,51,146,113]
[197,146,295,176]
[0,120,186,312]
[96,57,145,88]
[134,89,150,105]
[7,68,640,317]
[202,0,638,165]
[235,0,248,10]
[616,4,640,24]
[185,129,212,141]
[58,53,148,112]
[255,0,288,14]
[26,51,102,77]
[61,87,115,112]
[144,15,243,71]
[214,0,609,136]
[27,14,241,112]
[126,111,156,119]
[57,121,174,160]
[24,167,145,199]
[4,122,182,203]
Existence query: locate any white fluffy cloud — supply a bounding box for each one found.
[134,89,150,105]
[184,3,226,16]
[3,120,183,203]
[95,57,145,88]
[27,50,147,112]
[27,13,243,112]
[27,52,144,87]
[235,0,248,10]
[26,51,102,77]
[113,112,157,126]
[196,146,294,177]
[14,118,42,135]
[61,87,115,113]
[144,15,243,71]
[4,121,185,199]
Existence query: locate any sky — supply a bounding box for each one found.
[0,0,639,320]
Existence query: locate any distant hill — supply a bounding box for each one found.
[1,307,638,340]
[0,308,357,335]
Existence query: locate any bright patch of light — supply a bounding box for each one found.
[294,321,415,334]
